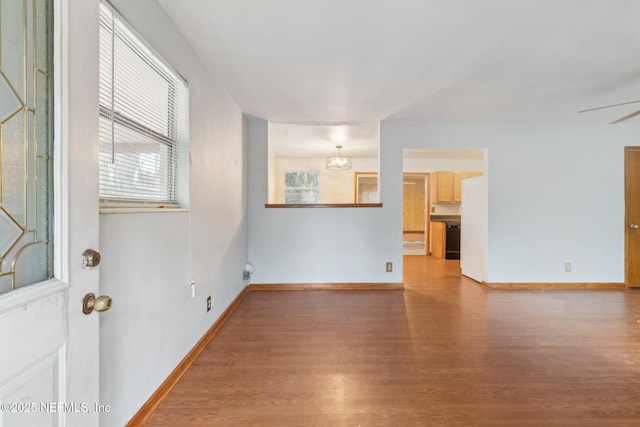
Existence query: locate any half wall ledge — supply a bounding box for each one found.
[265,203,383,208]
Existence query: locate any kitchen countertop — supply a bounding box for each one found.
[430,214,461,223]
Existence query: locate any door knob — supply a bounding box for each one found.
[630,224,639,229]
[82,249,101,269]
[82,293,112,314]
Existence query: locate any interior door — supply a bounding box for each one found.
[625,146,640,287]
[0,0,101,425]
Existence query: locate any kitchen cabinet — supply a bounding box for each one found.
[431,171,455,203]
[453,172,470,202]
[430,221,445,258]
[431,171,483,203]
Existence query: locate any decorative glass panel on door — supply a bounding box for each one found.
[0,0,53,293]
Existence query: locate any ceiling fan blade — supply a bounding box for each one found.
[610,110,640,124]
[578,100,640,114]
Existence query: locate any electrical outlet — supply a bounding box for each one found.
[564,262,572,272]
[386,262,393,272]
[207,295,212,312]
[243,263,253,281]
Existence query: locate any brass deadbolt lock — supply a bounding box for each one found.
[82,249,101,269]
[82,293,112,315]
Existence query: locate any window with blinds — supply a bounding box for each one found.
[99,2,189,207]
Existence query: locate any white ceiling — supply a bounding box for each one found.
[268,122,379,158]
[267,124,485,159]
[159,0,640,124]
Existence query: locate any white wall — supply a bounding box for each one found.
[97,2,247,426]
[249,118,638,285]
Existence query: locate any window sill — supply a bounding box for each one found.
[265,203,383,208]
[100,206,189,214]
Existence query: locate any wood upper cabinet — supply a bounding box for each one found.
[453,172,470,202]
[431,170,483,203]
[432,171,455,203]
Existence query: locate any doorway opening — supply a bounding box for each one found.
[403,174,428,255]
[402,148,488,283]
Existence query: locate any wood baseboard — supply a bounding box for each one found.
[249,283,404,291]
[483,282,625,290]
[126,286,250,426]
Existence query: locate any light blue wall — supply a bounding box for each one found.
[98,1,247,426]
[383,121,635,282]
[247,118,403,284]
[249,118,639,285]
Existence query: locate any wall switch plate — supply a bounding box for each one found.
[207,296,212,312]
[564,262,572,272]
[386,262,393,272]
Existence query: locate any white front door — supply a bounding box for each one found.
[0,0,101,426]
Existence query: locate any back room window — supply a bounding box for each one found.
[283,171,320,204]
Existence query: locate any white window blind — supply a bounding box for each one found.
[99,2,188,206]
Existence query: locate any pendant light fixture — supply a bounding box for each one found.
[326,145,352,171]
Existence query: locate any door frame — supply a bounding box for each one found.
[624,146,640,288]
[353,171,379,203]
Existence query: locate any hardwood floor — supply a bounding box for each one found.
[146,256,640,426]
